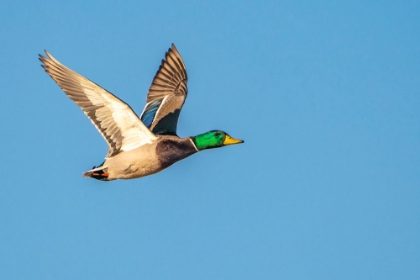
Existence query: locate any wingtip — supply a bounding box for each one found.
[39,50,51,68]
[171,43,177,52]
[39,50,50,61]
[40,50,58,63]
[39,50,46,58]
[38,52,46,67]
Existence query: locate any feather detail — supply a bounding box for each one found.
[40,51,157,158]
[140,44,188,135]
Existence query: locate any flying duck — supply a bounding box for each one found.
[39,44,243,181]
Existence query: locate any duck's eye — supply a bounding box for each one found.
[214,132,220,137]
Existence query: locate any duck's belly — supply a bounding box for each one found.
[105,146,163,180]
[115,161,163,179]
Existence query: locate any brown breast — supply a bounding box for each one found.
[155,137,198,169]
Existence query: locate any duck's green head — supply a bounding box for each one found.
[191,130,244,151]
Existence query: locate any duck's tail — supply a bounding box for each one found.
[83,166,110,181]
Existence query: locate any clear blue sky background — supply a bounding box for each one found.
[1,1,419,279]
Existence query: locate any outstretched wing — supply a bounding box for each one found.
[140,44,188,135]
[40,51,157,158]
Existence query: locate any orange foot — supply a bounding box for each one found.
[92,172,109,177]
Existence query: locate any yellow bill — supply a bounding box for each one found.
[223,135,244,145]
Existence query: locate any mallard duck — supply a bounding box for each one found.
[39,44,243,181]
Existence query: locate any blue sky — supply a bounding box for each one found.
[1,1,419,279]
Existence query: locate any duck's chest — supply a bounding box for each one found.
[155,138,198,169]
